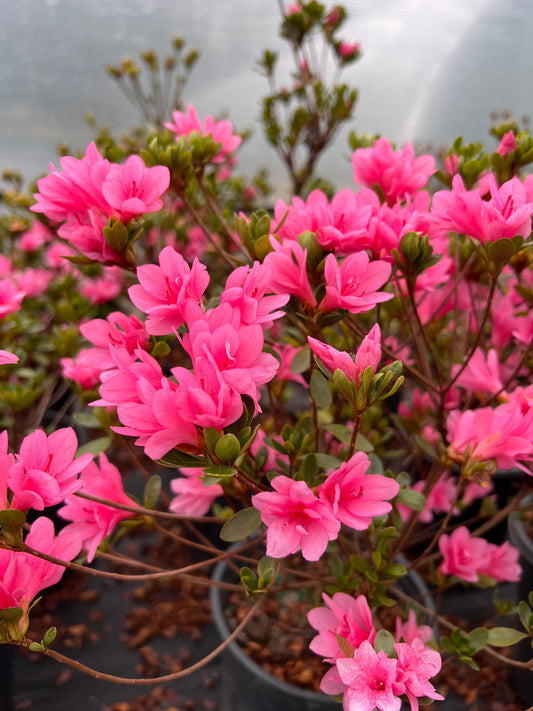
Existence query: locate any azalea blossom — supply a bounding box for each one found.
[252,476,340,561]
[309,324,381,386]
[319,252,392,314]
[352,137,436,205]
[318,451,399,530]
[165,105,241,163]
[8,428,93,512]
[308,592,376,663]
[59,453,136,562]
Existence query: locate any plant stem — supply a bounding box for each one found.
[20,598,263,685]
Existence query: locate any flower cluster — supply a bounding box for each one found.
[1,5,532,708]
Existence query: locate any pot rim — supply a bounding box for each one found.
[508,493,533,567]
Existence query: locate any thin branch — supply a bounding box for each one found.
[20,598,263,685]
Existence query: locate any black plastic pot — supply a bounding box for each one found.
[210,550,433,711]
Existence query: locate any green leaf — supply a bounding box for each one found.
[374,629,395,656]
[29,642,46,653]
[72,412,101,429]
[487,627,529,647]
[202,465,237,479]
[143,475,162,509]
[314,453,342,471]
[155,450,206,468]
[76,436,112,457]
[467,627,488,653]
[290,345,310,374]
[150,340,171,359]
[220,508,262,542]
[203,427,221,454]
[42,626,57,648]
[397,487,426,511]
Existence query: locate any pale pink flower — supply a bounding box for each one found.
[129,246,210,335]
[8,428,93,512]
[14,267,52,298]
[352,137,436,205]
[273,343,307,386]
[319,252,392,314]
[477,541,521,582]
[334,640,403,711]
[395,610,433,646]
[0,517,81,633]
[438,526,490,583]
[165,105,241,163]
[318,451,399,530]
[252,476,340,561]
[101,155,170,221]
[169,469,223,516]
[308,592,376,663]
[497,130,516,158]
[59,453,136,562]
[394,638,444,711]
[19,221,53,251]
[61,351,102,390]
[263,237,317,308]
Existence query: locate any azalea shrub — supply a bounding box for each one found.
[1,2,533,710]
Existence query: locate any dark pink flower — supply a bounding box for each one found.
[263,237,317,308]
[165,105,241,163]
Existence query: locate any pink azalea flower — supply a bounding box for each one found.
[477,541,521,582]
[79,265,124,305]
[31,141,113,223]
[128,246,210,335]
[496,130,516,158]
[273,188,378,255]
[308,592,376,662]
[398,471,458,524]
[252,476,341,561]
[165,105,241,163]
[319,252,392,314]
[446,399,533,471]
[101,155,170,221]
[452,347,505,396]
[438,526,490,583]
[0,517,81,634]
[352,137,436,205]
[19,221,53,251]
[169,468,223,516]
[334,640,404,711]
[8,428,93,512]
[263,237,317,308]
[273,343,307,386]
[219,262,289,329]
[394,638,444,711]
[431,174,533,245]
[395,610,433,646]
[0,278,25,318]
[59,453,136,562]
[0,350,18,365]
[14,267,52,298]
[309,325,382,385]
[79,311,150,374]
[318,451,399,530]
